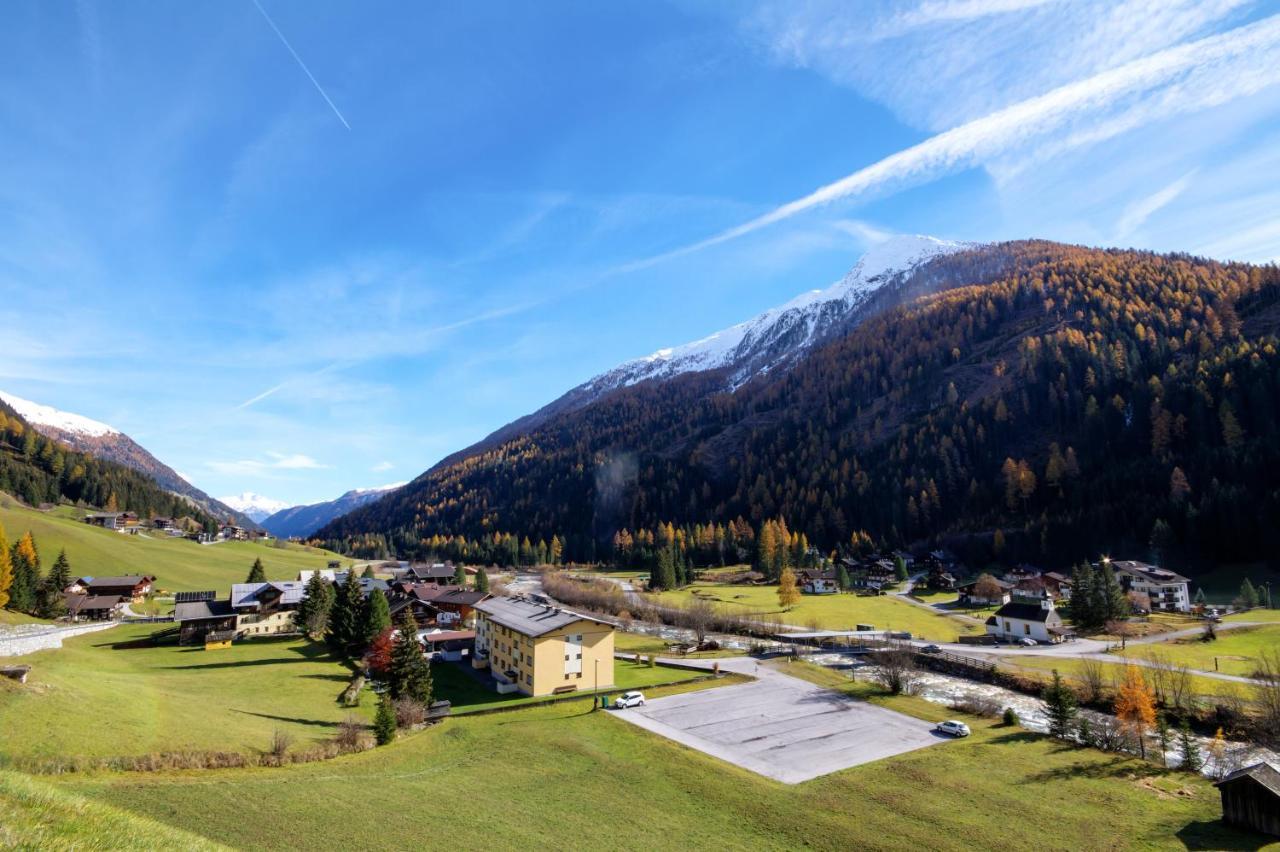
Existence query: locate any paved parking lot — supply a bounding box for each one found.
[611,666,947,783]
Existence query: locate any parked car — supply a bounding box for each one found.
[921,644,943,654]
[614,691,646,709]
[935,720,971,737]
[1017,637,1038,646]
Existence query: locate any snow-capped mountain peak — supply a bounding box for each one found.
[219,491,291,522]
[348,482,406,497]
[587,234,968,392]
[0,390,119,437]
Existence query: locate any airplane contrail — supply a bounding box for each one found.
[251,0,350,130]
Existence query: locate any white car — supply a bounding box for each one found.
[1017,637,1038,647]
[614,691,646,709]
[936,720,971,737]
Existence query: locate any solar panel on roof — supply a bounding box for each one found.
[174,590,217,603]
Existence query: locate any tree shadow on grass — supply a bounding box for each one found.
[232,710,341,729]
[298,673,351,682]
[1175,820,1273,851]
[1025,754,1167,784]
[165,657,300,671]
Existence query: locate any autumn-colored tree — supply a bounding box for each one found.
[365,627,395,677]
[1114,665,1157,759]
[0,522,12,609]
[777,567,800,610]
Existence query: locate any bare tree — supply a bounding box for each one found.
[1105,619,1137,650]
[1253,649,1280,749]
[680,598,716,647]
[1077,658,1107,705]
[872,642,919,695]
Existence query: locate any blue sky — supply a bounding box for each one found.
[2,0,1279,507]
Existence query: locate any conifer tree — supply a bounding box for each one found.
[474,566,490,593]
[298,572,335,639]
[836,563,851,592]
[1239,578,1259,609]
[1041,669,1078,740]
[326,570,363,656]
[246,557,267,584]
[363,589,392,645]
[388,609,432,705]
[0,522,13,609]
[9,532,39,613]
[38,549,71,619]
[1178,720,1202,772]
[374,695,397,745]
[777,567,800,610]
[1114,665,1156,759]
[453,563,467,586]
[1069,563,1097,630]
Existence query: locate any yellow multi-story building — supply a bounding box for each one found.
[474,596,615,696]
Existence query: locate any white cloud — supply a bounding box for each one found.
[207,451,327,476]
[371,460,394,472]
[1114,171,1197,241]
[638,12,1280,267]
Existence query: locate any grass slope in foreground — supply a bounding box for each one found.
[650,581,983,640]
[0,496,346,592]
[58,676,1270,852]
[0,624,371,762]
[0,769,227,851]
[1113,624,1280,678]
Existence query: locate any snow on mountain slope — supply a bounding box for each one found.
[0,391,119,437]
[585,234,968,393]
[0,388,257,526]
[220,492,291,523]
[260,483,406,539]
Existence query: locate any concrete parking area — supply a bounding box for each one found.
[610,665,946,783]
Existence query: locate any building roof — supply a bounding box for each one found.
[435,588,489,606]
[418,629,476,644]
[474,595,610,638]
[175,599,236,621]
[1215,762,1280,796]
[990,601,1054,622]
[80,575,153,588]
[65,593,125,610]
[230,581,307,608]
[958,578,1015,592]
[1105,560,1190,585]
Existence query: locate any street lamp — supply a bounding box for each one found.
[594,657,600,710]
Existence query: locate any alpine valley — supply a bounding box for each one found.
[317,236,1280,577]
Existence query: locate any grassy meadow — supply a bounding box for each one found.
[47,661,1270,851]
[0,497,348,593]
[0,769,228,851]
[1113,624,1280,679]
[648,582,983,641]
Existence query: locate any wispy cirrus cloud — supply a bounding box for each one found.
[1114,171,1198,241]
[630,11,1280,268]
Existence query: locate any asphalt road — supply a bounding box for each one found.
[610,660,947,783]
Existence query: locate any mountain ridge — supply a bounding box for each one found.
[262,483,405,539]
[0,390,258,528]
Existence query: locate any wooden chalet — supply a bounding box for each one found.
[75,575,154,601]
[1215,762,1280,837]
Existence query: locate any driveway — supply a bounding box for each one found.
[610,660,946,784]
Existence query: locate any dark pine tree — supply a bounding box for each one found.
[388,609,432,705]
[246,557,267,584]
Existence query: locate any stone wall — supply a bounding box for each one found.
[0,621,118,657]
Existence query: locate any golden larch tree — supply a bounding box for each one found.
[1115,664,1157,759]
[777,567,800,611]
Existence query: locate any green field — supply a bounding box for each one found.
[1114,625,1280,679]
[45,661,1268,851]
[0,624,370,762]
[0,498,348,593]
[649,582,983,641]
[0,769,227,851]
[994,654,1247,700]
[1225,607,1280,623]
[614,630,741,659]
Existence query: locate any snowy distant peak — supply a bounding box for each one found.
[598,234,969,390]
[0,390,119,437]
[219,492,290,522]
[347,482,406,497]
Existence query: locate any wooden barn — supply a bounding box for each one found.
[1215,762,1280,838]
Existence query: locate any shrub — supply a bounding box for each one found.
[334,715,365,750]
[394,697,426,729]
[1002,707,1019,726]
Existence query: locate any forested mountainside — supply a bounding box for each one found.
[0,391,257,529]
[0,400,218,527]
[318,241,1280,575]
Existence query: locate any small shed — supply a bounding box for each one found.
[1215,761,1280,838]
[204,630,235,651]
